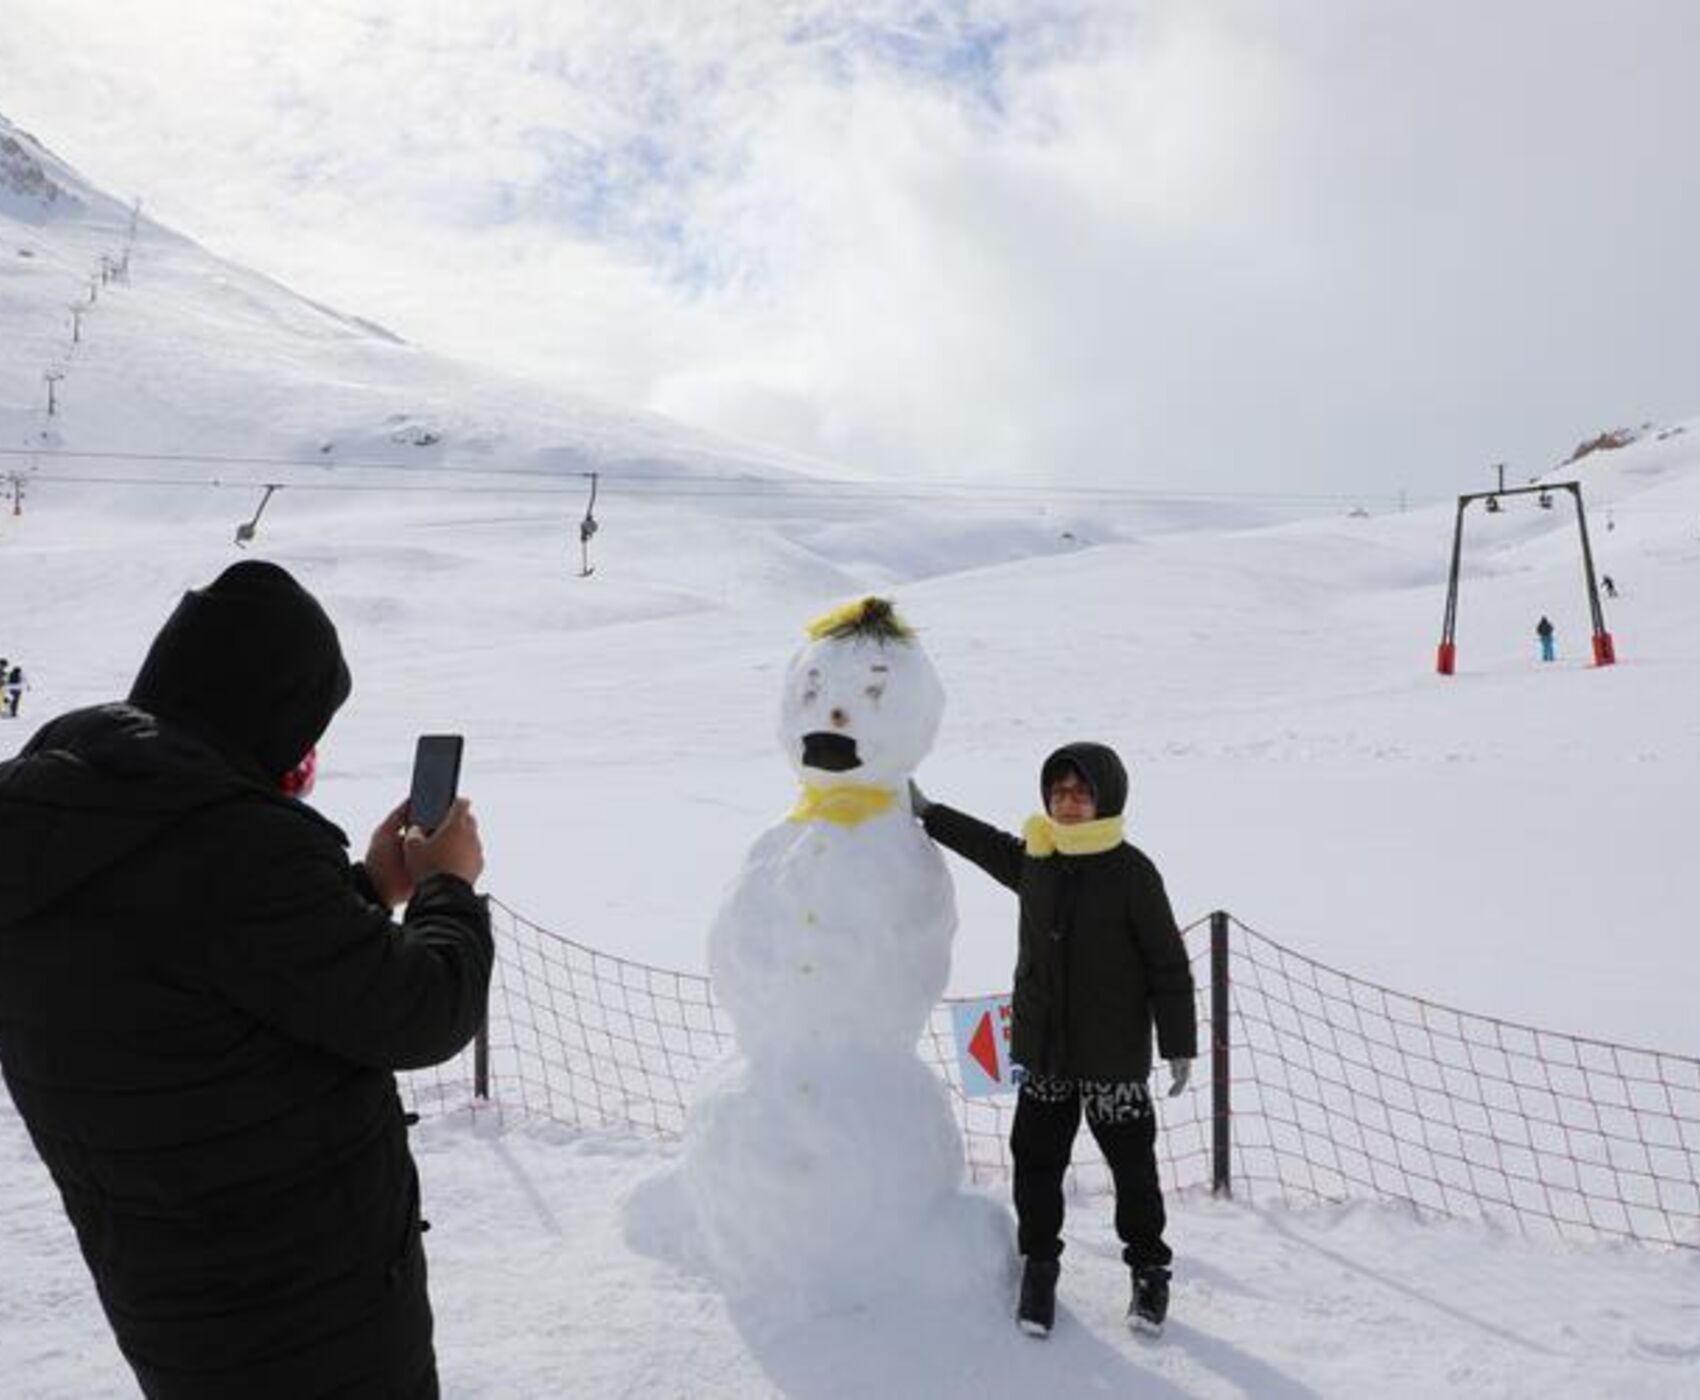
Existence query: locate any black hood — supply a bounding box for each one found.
[0,705,345,927]
[128,560,351,780]
[1039,741,1129,819]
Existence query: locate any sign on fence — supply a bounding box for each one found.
[950,994,1014,1097]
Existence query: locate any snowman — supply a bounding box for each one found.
[682,597,1006,1302]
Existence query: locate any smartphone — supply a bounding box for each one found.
[408,734,464,834]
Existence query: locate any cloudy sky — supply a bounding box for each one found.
[2,1,1697,500]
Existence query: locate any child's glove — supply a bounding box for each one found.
[1166,1058,1193,1097]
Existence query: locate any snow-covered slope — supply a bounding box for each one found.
[3,117,1699,1399]
[2,109,1276,597]
[1,111,818,479]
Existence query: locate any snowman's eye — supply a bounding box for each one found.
[864,683,885,701]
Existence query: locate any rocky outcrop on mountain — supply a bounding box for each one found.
[0,113,141,231]
[1565,426,1641,464]
[0,122,81,218]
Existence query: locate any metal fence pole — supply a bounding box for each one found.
[474,1016,490,1101]
[1210,910,1232,1197]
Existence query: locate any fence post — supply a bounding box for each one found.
[1210,910,1232,1197]
[474,1016,490,1101]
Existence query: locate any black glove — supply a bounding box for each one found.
[908,779,933,818]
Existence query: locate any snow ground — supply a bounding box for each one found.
[3,114,1699,1398]
[7,1110,1700,1398]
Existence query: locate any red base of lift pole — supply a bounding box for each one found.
[1592,632,1616,666]
[1436,641,1456,675]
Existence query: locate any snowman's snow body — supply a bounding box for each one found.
[684,603,1001,1297]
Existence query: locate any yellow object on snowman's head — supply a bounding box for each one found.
[804,597,916,643]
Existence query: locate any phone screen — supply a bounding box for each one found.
[409,734,464,833]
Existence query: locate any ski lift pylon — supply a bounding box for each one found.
[578,471,599,577]
[235,484,280,547]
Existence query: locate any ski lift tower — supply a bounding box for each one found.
[577,471,599,577]
[234,484,281,547]
[1437,479,1615,675]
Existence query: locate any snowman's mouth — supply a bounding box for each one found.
[801,731,862,772]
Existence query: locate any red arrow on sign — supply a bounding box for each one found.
[967,1011,1001,1083]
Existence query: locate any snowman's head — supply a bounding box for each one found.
[779,598,944,790]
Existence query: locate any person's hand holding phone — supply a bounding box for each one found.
[404,797,484,888]
[397,734,480,889]
[364,799,415,909]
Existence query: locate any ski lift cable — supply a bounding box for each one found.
[1,441,1303,497]
[27,470,1428,512]
[21,458,1406,508]
[0,445,1417,509]
[19,469,1423,512]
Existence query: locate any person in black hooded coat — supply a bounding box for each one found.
[0,561,491,1399]
[911,742,1196,1338]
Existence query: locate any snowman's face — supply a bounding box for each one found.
[779,633,944,789]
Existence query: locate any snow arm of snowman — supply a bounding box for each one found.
[918,803,1024,892]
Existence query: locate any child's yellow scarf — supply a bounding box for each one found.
[1022,813,1124,856]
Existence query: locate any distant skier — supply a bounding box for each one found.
[1601,575,1618,599]
[1536,616,1556,663]
[2,664,25,718]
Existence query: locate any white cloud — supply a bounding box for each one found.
[1,1,1697,497]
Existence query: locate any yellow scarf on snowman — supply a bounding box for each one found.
[789,783,899,826]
